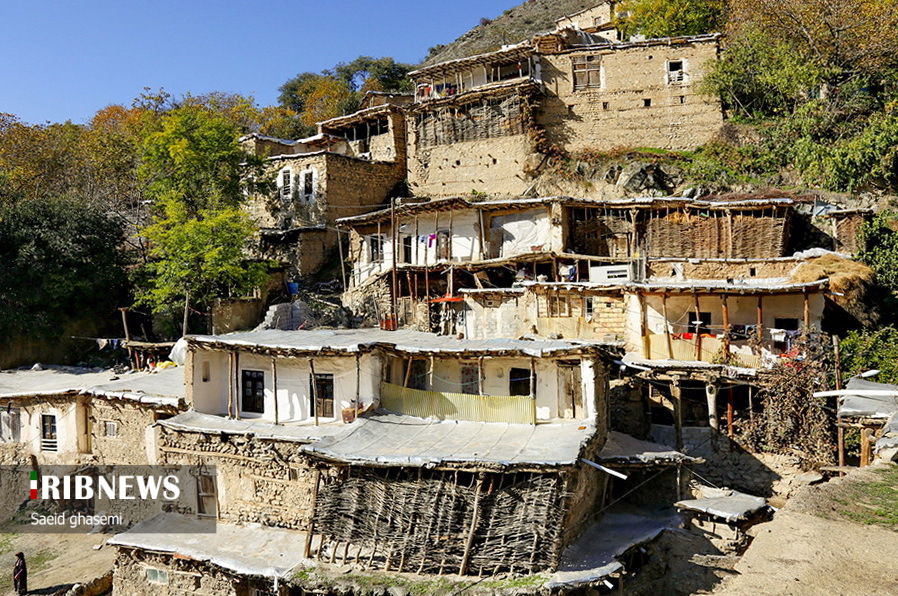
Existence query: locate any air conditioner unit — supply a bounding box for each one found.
[589,264,631,283]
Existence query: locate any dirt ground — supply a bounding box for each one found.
[0,530,114,595]
[712,462,898,596]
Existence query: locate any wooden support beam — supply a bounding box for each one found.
[705,383,719,431]
[803,290,810,329]
[833,335,845,470]
[459,473,485,575]
[639,293,650,359]
[303,468,321,559]
[671,380,683,451]
[860,427,874,467]
[227,352,235,419]
[721,294,731,360]
[662,293,674,359]
[309,358,319,427]
[390,198,398,327]
[271,357,279,425]
[727,386,735,439]
[529,358,536,402]
[234,352,241,420]
[693,293,703,361]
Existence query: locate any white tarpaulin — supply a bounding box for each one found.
[491,208,550,257]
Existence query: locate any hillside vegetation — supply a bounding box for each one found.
[423,0,598,65]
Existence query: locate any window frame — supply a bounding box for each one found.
[40,413,58,452]
[196,472,218,518]
[145,567,169,585]
[509,367,534,397]
[103,420,118,438]
[310,373,335,419]
[369,234,384,263]
[279,168,293,200]
[572,54,602,91]
[241,370,266,414]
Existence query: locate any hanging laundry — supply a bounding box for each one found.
[681,332,695,340]
[95,338,108,350]
[769,329,787,342]
[428,233,437,247]
[785,329,802,350]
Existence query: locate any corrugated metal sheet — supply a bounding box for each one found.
[381,382,536,424]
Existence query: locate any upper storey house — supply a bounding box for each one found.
[406,28,722,198]
[241,92,411,277]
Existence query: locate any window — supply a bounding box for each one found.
[103,421,118,438]
[201,360,210,382]
[667,60,686,84]
[643,98,652,107]
[280,168,292,200]
[548,294,571,317]
[310,373,335,418]
[301,169,315,201]
[584,297,595,319]
[461,364,480,395]
[407,359,428,391]
[509,367,534,397]
[690,312,712,335]
[602,101,609,110]
[775,317,800,331]
[41,414,57,452]
[146,568,169,585]
[241,370,265,414]
[0,408,20,443]
[401,235,413,264]
[197,473,217,517]
[573,55,602,90]
[369,234,384,263]
[678,95,686,104]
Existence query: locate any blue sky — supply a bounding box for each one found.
[0,0,519,125]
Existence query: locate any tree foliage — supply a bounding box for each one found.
[857,210,898,293]
[617,0,726,39]
[134,103,272,318]
[840,326,898,385]
[0,198,129,340]
[278,55,413,136]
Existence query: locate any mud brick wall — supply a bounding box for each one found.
[157,428,325,530]
[538,40,723,151]
[112,549,259,596]
[89,400,165,466]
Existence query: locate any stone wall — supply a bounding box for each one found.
[341,274,393,326]
[89,400,163,466]
[539,39,723,151]
[646,258,803,281]
[157,428,324,530]
[649,424,810,497]
[112,549,264,596]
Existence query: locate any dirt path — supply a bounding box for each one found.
[714,463,898,595]
[0,531,114,595]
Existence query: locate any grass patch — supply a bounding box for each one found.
[834,466,898,529]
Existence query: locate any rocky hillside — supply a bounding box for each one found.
[422,0,598,66]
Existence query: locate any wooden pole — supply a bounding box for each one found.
[448,209,454,260]
[356,353,361,414]
[478,357,485,395]
[271,357,279,425]
[118,307,134,368]
[234,352,241,420]
[639,293,650,359]
[671,379,683,451]
[459,473,485,575]
[757,295,765,355]
[727,386,735,438]
[309,358,319,426]
[529,358,536,402]
[803,290,810,329]
[833,335,845,469]
[182,288,190,337]
[721,294,730,360]
[706,384,719,431]
[860,427,873,467]
[390,198,399,328]
[478,209,487,258]
[662,293,674,359]
[227,352,235,419]
[403,357,414,387]
[303,468,321,558]
[693,293,703,361]
[338,229,347,290]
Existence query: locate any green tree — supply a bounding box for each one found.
[135,104,272,322]
[138,208,268,317]
[617,0,726,39]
